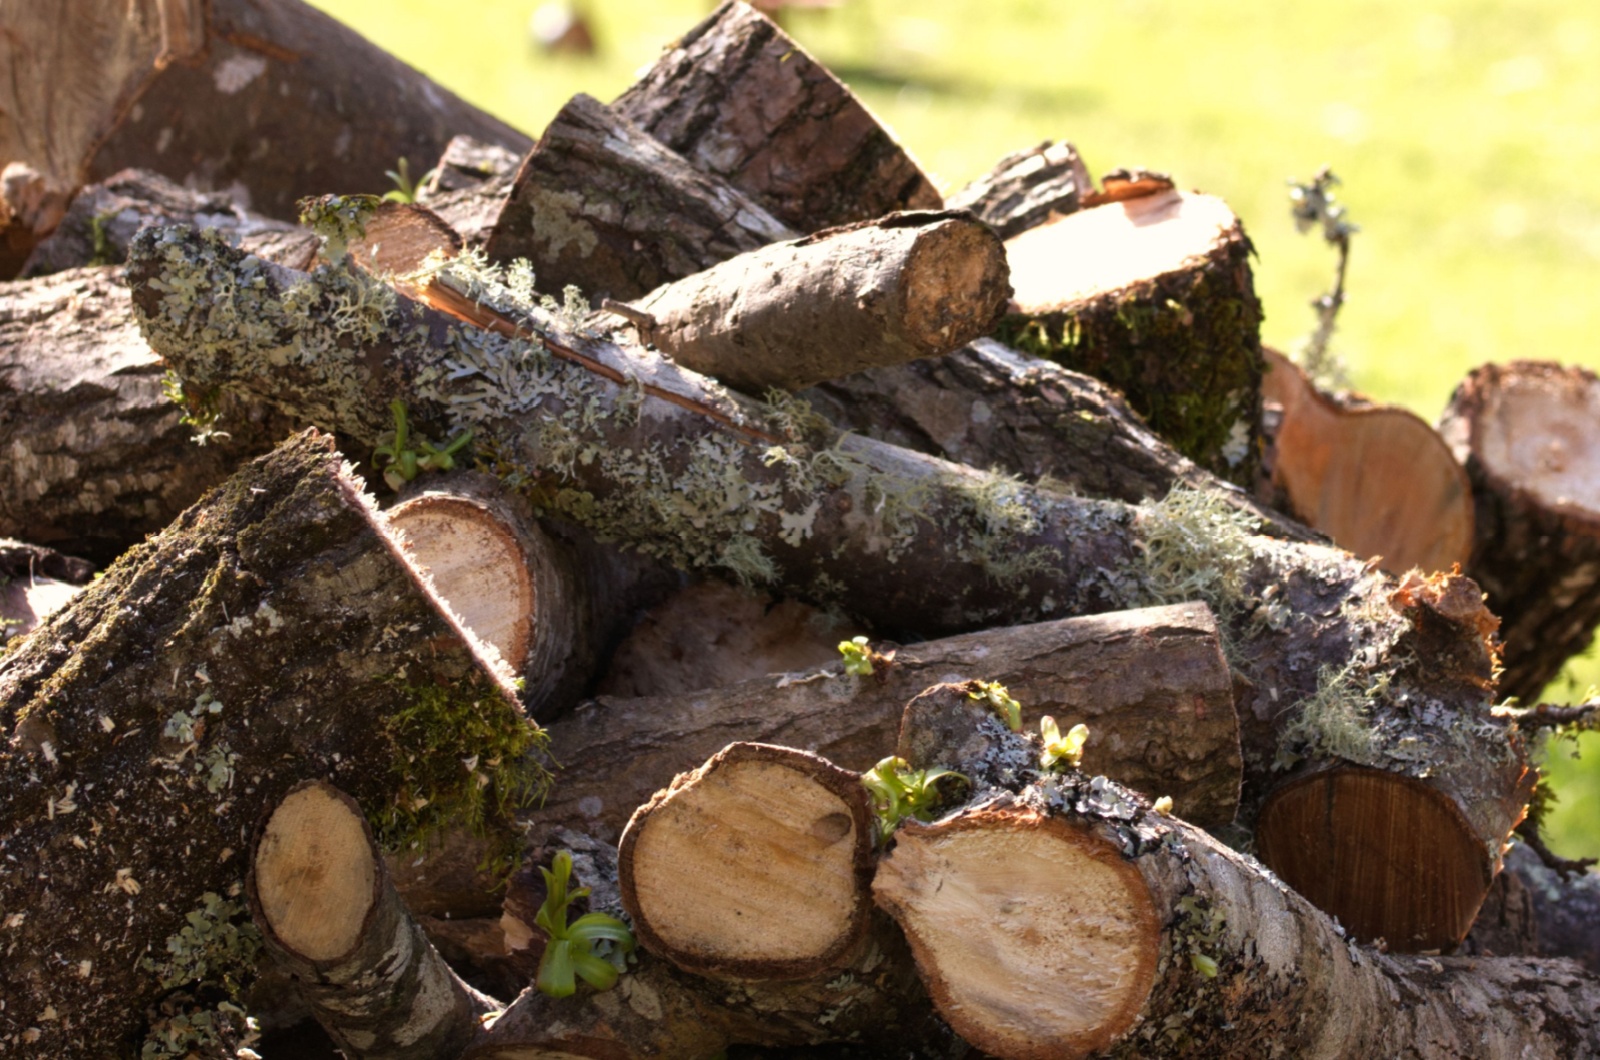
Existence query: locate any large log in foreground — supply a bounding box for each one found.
[129,226,1528,952]
[0,0,531,273]
[997,185,1265,485]
[612,0,941,233]
[0,431,534,1057]
[1441,360,1600,702]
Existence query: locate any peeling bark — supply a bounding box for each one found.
[945,140,1092,240]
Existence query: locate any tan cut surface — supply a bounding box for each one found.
[1473,368,1600,516]
[1005,189,1238,311]
[629,758,863,968]
[388,497,535,670]
[254,784,377,962]
[873,811,1158,1060]
[903,217,1013,349]
[1266,351,1473,574]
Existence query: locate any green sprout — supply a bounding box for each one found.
[1039,716,1089,772]
[382,157,437,204]
[838,636,873,676]
[534,851,635,998]
[861,756,967,843]
[966,680,1022,732]
[372,399,473,491]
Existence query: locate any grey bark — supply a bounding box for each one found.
[944,140,1092,239]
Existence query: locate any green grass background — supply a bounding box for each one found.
[309,0,1600,857]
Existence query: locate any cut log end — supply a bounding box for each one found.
[251,781,379,963]
[619,743,874,979]
[872,809,1159,1060]
[1459,361,1600,524]
[1255,766,1492,952]
[902,216,1013,352]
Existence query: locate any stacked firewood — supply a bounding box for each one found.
[4,2,1600,1057]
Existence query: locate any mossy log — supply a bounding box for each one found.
[483,93,793,302]
[1439,360,1600,702]
[1260,348,1473,575]
[872,706,1599,1060]
[996,186,1265,486]
[0,0,530,274]
[128,227,1528,950]
[0,265,296,564]
[19,169,318,278]
[635,210,1011,393]
[612,0,941,233]
[944,140,1093,240]
[538,602,1242,843]
[0,431,533,1057]
[618,743,876,980]
[248,782,499,1060]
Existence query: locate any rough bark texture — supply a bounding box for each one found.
[128,228,1529,948]
[0,431,531,1058]
[618,743,876,980]
[1261,348,1473,575]
[0,0,531,272]
[1440,360,1600,702]
[944,140,1092,240]
[996,187,1265,486]
[483,93,794,302]
[612,0,941,233]
[537,603,1241,844]
[0,265,296,564]
[248,782,498,1060]
[419,137,522,199]
[637,210,1010,393]
[878,718,1600,1060]
[1486,840,1600,972]
[19,169,318,278]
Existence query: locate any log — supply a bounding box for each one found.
[612,1,941,233]
[0,430,535,1057]
[248,782,499,1059]
[19,169,318,279]
[128,227,1529,950]
[1439,360,1600,702]
[1261,347,1473,575]
[944,140,1093,240]
[636,210,1011,393]
[0,0,531,272]
[0,540,94,640]
[617,743,875,979]
[1470,840,1600,972]
[414,136,521,249]
[483,93,794,302]
[538,603,1241,843]
[874,715,1600,1059]
[0,265,295,564]
[995,185,1265,486]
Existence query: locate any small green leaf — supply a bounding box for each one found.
[1190,952,1219,978]
[572,950,621,991]
[537,938,576,997]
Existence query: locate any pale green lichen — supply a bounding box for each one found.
[1130,484,1260,615]
[140,891,262,1059]
[1274,663,1382,770]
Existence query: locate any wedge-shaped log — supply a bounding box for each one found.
[248,782,499,1060]
[636,210,1010,393]
[484,93,793,301]
[0,0,530,272]
[612,0,940,232]
[0,266,296,563]
[1262,348,1474,575]
[997,185,1264,485]
[1440,360,1600,702]
[0,430,531,1057]
[128,228,1527,952]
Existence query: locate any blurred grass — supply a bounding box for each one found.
[309,0,1600,855]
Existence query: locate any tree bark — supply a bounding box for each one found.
[540,603,1242,843]
[128,228,1529,951]
[248,781,499,1060]
[0,430,532,1058]
[1439,360,1600,702]
[636,210,1010,394]
[19,168,318,278]
[0,0,531,273]
[1472,840,1600,973]
[1261,347,1473,575]
[944,140,1092,240]
[0,265,296,564]
[612,0,941,233]
[876,712,1600,1060]
[483,93,794,302]
[996,186,1265,486]
[618,742,876,979]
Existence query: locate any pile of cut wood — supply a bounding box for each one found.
[5,2,1600,1057]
